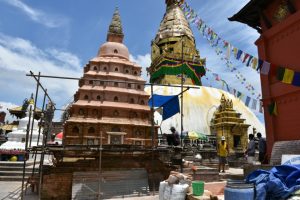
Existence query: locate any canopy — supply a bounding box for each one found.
[148,94,180,120]
[56,132,63,140]
[188,131,208,140]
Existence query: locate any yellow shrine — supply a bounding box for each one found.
[210,94,250,154]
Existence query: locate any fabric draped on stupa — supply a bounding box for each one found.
[145,86,265,137]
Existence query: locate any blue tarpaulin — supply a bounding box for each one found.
[246,165,300,200]
[148,94,180,120]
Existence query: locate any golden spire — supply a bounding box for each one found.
[155,0,194,43]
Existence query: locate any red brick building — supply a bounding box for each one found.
[230,0,300,158]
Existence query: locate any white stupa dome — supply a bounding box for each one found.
[145,85,265,137]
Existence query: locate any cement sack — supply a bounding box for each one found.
[159,181,168,200]
[162,184,189,200]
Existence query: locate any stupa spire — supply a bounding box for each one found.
[107,7,124,43]
[165,0,177,7]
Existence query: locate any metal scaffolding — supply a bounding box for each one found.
[21,70,200,199]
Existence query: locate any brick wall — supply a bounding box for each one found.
[41,152,171,199]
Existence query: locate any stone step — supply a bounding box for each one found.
[0,176,28,181]
[0,161,36,167]
[0,171,39,176]
[0,166,39,171]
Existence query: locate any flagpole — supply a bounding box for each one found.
[180,37,184,173]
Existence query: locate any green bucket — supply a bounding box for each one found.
[192,181,204,196]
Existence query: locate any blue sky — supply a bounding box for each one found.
[0,0,263,122]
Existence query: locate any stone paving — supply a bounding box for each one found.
[0,181,159,200]
[0,167,243,199]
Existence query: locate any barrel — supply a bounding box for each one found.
[192,181,204,196]
[225,180,255,200]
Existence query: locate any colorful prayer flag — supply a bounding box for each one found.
[251,99,257,110]
[276,66,285,81]
[236,50,243,60]
[261,61,271,75]
[256,59,264,71]
[251,58,258,70]
[292,72,300,87]
[246,56,253,67]
[268,101,278,116]
[245,96,251,106]
[259,101,263,113]
[243,54,249,63]
[282,68,295,84]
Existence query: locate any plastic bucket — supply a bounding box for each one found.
[225,182,254,200]
[192,181,204,196]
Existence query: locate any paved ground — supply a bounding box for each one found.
[0,181,159,200]
[0,168,241,199]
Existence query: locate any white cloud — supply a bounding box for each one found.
[0,33,82,121]
[129,54,151,82]
[2,0,68,28]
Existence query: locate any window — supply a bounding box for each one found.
[103,67,107,71]
[115,68,119,72]
[88,127,95,134]
[130,98,134,104]
[137,85,141,90]
[125,69,129,74]
[92,109,98,115]
[93,66,98,71]
[87,139,94,145]
[135,130,142,137]
[89,80,93,84]
[72,126,79,134]
[113,110,119,117]
[114,82,119,87]
[112,126,121,132]
[130,112,138,118]
[140,100,145,105]
[100,81,104,86]
[134,71,138,76]
[128,83,131,88]
[114,49,118,54]
[79,109,84,115]
[84,95,89,100]
[97,95,101,100]
[114,96,119,102]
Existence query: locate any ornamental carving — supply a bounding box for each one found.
[273,0,289,22]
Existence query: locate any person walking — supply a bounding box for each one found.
[217,136,229,173]
[245,134,256,164]
[169,127,180,146]
[257,132,267,164]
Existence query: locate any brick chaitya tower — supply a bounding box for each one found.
[64,8,156,147]
[41,9,167,200]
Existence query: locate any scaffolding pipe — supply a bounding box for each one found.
[29,72,40,147]
[21,105,32,200]
[28,71,56,110]
[26,73,200,89]
[150,83,155,194]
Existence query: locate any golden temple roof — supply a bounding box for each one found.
[155,1,195,44]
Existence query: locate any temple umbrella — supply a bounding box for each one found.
[56,132,63,140]
[188,131,208,141]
